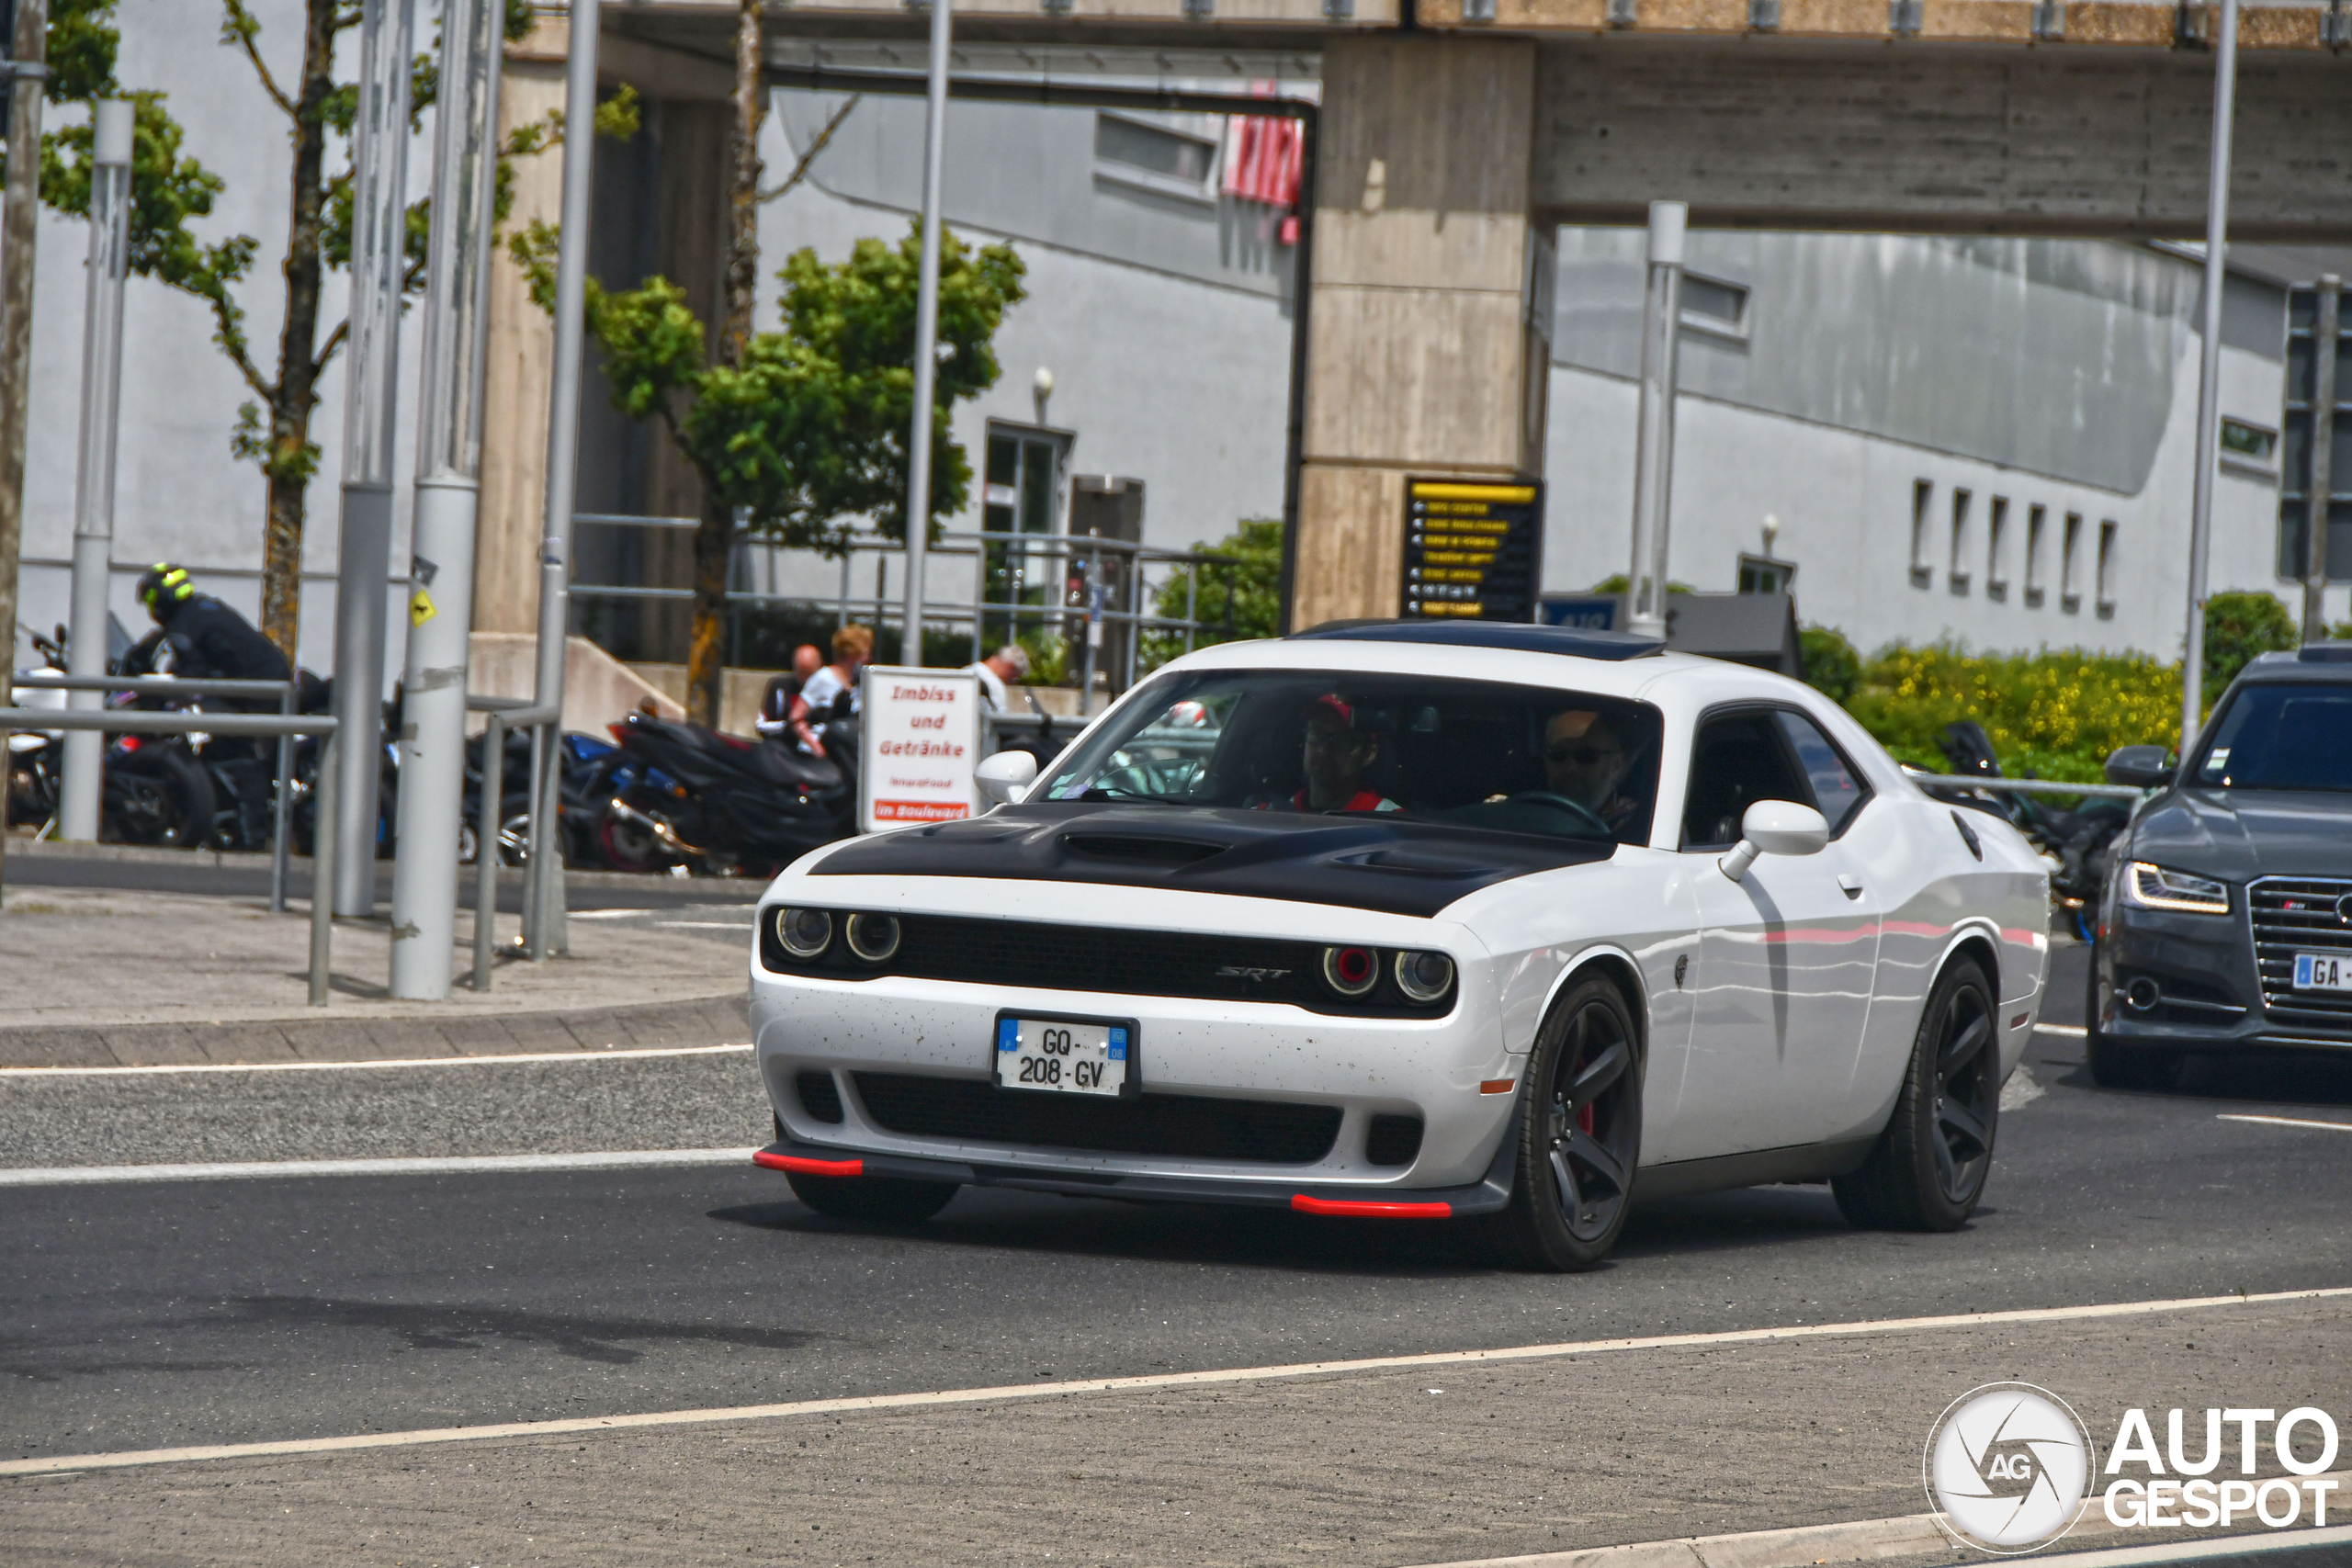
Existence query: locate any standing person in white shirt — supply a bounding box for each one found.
[791,625,872,758]
[963,644,1030,711]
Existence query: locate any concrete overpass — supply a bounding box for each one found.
[506,2,2351,631]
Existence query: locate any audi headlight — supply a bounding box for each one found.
[2120,862,2229,916]
[844,912,901,964]
[1394,950,1455,1004]
[775,907,834,958]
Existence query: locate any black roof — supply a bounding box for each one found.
[2239,646,2352,683]
[1290,619,1667,661]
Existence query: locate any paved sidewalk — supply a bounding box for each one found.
[0,883,752,1068]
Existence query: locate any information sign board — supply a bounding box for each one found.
[1400,479,1544,622]
[857,666,980,833]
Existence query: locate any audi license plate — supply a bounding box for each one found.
[2293,953,2352,991]
[995,1015,1129,1097]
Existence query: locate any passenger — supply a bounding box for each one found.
[1543,708,1639,831]
[793,625,872,759]
[1282,694,1399,815]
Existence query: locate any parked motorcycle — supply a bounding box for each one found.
[1928,720,2131,937]
[459,728,632,869]
[596,707,856,876]
[7,624,218,848]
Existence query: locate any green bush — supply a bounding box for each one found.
[2200,590,2297,691]
[1798,624,1860,704]
[1841,642,2180,784]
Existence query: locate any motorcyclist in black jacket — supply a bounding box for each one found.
[123,562,290,705]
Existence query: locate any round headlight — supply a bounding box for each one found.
[844,911,901,964]
[1394,950,1455,1004]
[775,907,832,960]
[1321,944,1379,998]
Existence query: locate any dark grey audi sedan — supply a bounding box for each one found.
[2088,644,2352,1088]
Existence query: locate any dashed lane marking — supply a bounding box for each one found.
[2220,1113,2352,1134]
[3,1285,2346,1478]
[0,1147,759,1188]
[2037,1022,2088,1037]
[0,1043,752,1078]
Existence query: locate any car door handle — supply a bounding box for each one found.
[1838,874,1865,899]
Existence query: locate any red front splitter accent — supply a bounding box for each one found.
[754,1151,864,1178]
[1291,1194,1452,1219]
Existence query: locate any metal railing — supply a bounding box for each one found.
[0,705,344,1004]
[466,694,560,991]
[10,672,304,908]
[1905,771,2147,802]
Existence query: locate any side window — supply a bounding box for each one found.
[1773,710,1872,836]
[1680,711,1812,851]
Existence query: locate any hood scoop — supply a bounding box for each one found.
[1329,848,1507,879]
[1059,832,1230,866]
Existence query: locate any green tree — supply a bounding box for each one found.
[1139,517,1283,671]
[515,223,1025,721]
[2201,589,2298,693]
[1798,623,1860,704]
[21,0,553,661]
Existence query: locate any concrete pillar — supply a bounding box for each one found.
[1291,36,1545,629]
[472,35,571,637]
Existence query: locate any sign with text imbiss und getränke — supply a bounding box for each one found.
[857,666,981,833]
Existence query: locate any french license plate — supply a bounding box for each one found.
[2293,953,2352,991]
[995,1015,1129,1097]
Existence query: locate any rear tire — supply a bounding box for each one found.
[1834,958,1998,1232]
[2084,943,2184,1091]
[1487,976,1644,1272]
[786,1168,958,1224]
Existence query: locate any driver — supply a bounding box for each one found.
[1544,708,1639,832]
[1280,695,1399,815]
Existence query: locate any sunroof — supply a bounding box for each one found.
[1289,619,1667,661]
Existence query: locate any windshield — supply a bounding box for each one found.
[2190,682,2352,792]
[1037,669,1662,844]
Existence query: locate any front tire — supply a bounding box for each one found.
[1834,958,1998,1231]
[1488,976,1644,1272]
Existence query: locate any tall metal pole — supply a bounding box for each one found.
[0,0,48,898]
[1625,199,1684,640]
[389,0,502,1000]
[524,0,601,963]
[897,0,951,667]
[328,0,413,916]
[58,99,131,842]
[2302,276,2339,643]
[2179,0,2239,755]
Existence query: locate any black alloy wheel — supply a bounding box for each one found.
[2083,942,2185,1091]
[1489,976,1644,1271]
[1835,957,1998,1231]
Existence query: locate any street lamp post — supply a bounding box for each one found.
[2178,0,2240,756]
[1625,200,1685,641]
[898,0,952,668]
[58,99,132,842]
[388,0,503,999]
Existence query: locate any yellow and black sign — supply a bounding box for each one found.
[1401,479,1544,623]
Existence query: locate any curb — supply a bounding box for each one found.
[0,993,751,1070]
[0,833,763,894]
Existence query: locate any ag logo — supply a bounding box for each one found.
[1924,1383,2096,1552]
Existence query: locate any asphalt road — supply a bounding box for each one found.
[7,942,2352,1463]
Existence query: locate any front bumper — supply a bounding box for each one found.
[751,1129,1520,1217]
[2098,905,2352,1053]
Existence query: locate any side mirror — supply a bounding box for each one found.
[976,749,1037,806]
[2104,745,2174,789]
[1719,799,1830,881]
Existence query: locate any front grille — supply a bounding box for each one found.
[2249,876,2352,1038]
[1365,1113,1424,1167]
[763,911,1451,1015]
[852,1072,1342,1164]
[795,1069,844,1124]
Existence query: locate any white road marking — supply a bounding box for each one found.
[565,908,666,919]
[0,1043,753,1078]
[0,1147,758,1188]
[1999,1062,2046,1111]
[3,1285,2344,1478]
[2037,1022,2088,1037]
[656,920,754,931]
[2220,1112,2352,1134]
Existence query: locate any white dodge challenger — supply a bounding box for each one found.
[748,621,2049,1270]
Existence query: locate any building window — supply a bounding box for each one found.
[2278,282,2349,587]
[1093,112,1219,204]
[2024,504,2047,607]
[2096,520,2118,618]
[2061,512,2083,613]
[981,422,1072,649]
[1910,480,1933,589]
[1985,497,2009,603]
[1679,275,1749,341]
[1736,554,1794,593]
[2221,418,2278,474]
[1948,488,1973,594]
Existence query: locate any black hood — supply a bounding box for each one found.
[2131,788,2352,885]
[808,802,1613,918]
